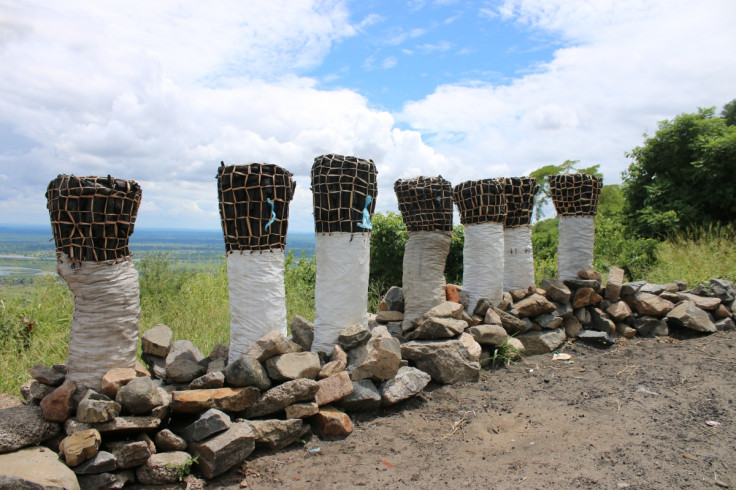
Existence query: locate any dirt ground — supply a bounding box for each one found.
[203,327,736,489]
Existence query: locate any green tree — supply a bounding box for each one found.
[529,160,602,219]
[722,98,736,126]
[623,105,736,238]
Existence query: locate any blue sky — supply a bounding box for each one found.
[1,0,735,233]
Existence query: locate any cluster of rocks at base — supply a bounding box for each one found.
[0,268,733,489]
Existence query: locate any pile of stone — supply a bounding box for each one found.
[1,270,734,488]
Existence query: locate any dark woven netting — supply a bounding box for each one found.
[452,179,507,225]
[217,163,296,252]
[549,173,603,217]
[394,176,454,232]
[46,175,141,263]
[311,154,378,234]
[502,177,539,227]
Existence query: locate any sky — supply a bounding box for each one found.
[1,0,735,233]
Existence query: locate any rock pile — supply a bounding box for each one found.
[1,269,734,488]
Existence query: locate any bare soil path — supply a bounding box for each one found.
[202,328,736,489]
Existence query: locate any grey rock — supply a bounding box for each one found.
[19,379,55,405]
[625,292,674,317]
[406,316,467,340]
[380,286,405,312]
[155,429,188,451]
[710,278,736,304]
[576,329,616,345]
[632,316,669,337]
[401,339,480,384]
[666,301,717,333]
[423,301,464,320]
[715,317,736,331]
[606,300,633,321]
[188,422,256,479]
[30,364,66,386]
[376,310,404,323]
[468,324,508,346]
[541,278,572,304]
[207,359,227,375]
[639,283,667,295]
[73,450,117,475]
[0,405,60,453]
[115,376,163,415]
[104,440,151,469]
[589,308,616,335]
[240,378,320,418]
[166,340,204,364]
[290,316,314,352]
[621,281,646,297]
[180,408,231,442]
[223,354,271,391]
[380,366,431,405]
[473,298,492,317]
[141,353,167,380]
[338,379,382,412]
[337,324,372,350]
[90,415,162,436]
[265,352,321,382]
[492,306,531,335]
[348,336,402,381]
[516,328,566,355]
[563,278,601,290]
[141,324,173,357]
[135,451,192,485]
[209,342,230,362]
[574,307,591,326]
[246,331,303,363]
[554,301,573,319]
[675,292,722,311]
[246,419,310,450]
[534,313,563,330]
[166,358,207,384]
[77,473,117,490]
[457,288,470,310]
[563,315,583,338]
[190,371,225,389]
[0,446,80,490]
[605,266,625,301]
[76,390,120,423]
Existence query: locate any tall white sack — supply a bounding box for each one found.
[503,225,535,291]
[228,250,287,362]
[312,232,370,353]
[58,255,140,392]
[557,215,595,280]
[464,222,504,311]
[402,231,451,331]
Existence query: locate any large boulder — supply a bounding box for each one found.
[516,328,566,355]
[0,446,80,490]
[666,301,717,333]
[188,422,255,479]
[0,405,61,453]
[401,339,480,384]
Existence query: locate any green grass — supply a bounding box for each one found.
[645,225,736,287]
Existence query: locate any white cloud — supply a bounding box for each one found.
[401,0,736,184]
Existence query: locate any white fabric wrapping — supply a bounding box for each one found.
[503,225,535,291]
[227,250,287,363]
[402,231,452,331]
[557,215,595,280]
[312,233,370,353]
[463,222,504,311]
[57,254,140,392]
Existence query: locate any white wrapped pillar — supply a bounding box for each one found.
[311,154,377,353]
[312,233,371,353]
[503,225,534,290]
[549,173,602,281]
[464,222,505,309]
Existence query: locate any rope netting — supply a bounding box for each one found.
[217,163,296,252]
[549,173,602,217]
[502,177,539,227]
[46,175,141,263]
[394,176,454,232]
[452,178,507,225]
[311,154,377,234]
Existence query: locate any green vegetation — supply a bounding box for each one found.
[623,101,736,238]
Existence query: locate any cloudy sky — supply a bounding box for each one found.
[1,0,734,232]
